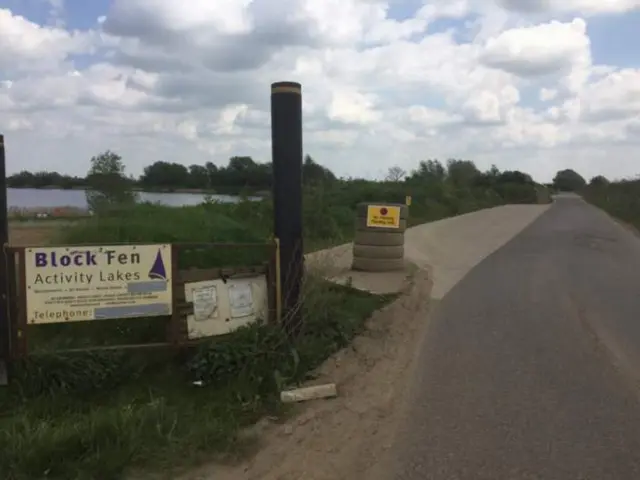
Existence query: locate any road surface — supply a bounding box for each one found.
[389,195,640,480]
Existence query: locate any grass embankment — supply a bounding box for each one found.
[583,179,640,229]
[1,281,389,480]
[1,178,547,479]
[1,201,394,480]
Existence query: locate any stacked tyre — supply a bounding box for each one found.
[352,202,408,272]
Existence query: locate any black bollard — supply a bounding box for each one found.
[270,82,304,337]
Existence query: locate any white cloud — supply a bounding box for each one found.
[481,19,590,78]
[0,8,94,73]
[579,69,640,121]
[0,0,639,183]
[328,89,382,125]
[499,0,640,14]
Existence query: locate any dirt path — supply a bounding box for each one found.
[178,204,550,480]
[181,269,433,480]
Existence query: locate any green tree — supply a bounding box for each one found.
[205,162,219,186]
[188,164,209,189]
[140,161,190,189]
[497,170,534,185]
[6,170,85,189]
[85,150,137,214]
[303,155,336,185]
[589,175,609,187]
[406,160,446,184]
[553,169,586,191]
[446,159,481,187]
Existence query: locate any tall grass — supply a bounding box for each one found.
[583,179,640,229]
[1,276,392,479]
[1,193,396,479]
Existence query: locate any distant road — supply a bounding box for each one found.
[389,195,640,479]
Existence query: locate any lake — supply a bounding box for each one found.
[7,188,248,210]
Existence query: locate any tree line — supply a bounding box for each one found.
[6,154,336,192]
[7,148,609,197]
[551,169,611,191]
[23,149,542,215]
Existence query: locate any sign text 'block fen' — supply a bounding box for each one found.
[24,244,173,324]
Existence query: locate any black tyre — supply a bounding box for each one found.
[352,256,405,272]
[353,244,404,259]
[354,231,404,246]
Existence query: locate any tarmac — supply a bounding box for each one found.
[387,195,640,479]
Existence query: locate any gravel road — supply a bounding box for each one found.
[388,195,640,480]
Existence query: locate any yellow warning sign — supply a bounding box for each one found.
[366,205,401,228]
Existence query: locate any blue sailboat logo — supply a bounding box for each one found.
[148,249,167,280]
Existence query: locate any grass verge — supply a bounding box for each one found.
[583,181,640,230]
[0,275,395,480]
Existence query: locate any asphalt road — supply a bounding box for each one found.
[389,195,640,480]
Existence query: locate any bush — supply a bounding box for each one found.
[584,178,640,227]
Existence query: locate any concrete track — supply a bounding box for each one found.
[389,195,640,480]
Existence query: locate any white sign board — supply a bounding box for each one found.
[24,244,172,324]
[184,276,268,339]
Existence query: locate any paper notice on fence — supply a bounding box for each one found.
[192,285,218,322]
[228,282,254,318]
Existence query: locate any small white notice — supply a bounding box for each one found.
[192,285,218,322]
[228,283,254,318]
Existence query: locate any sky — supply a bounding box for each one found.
[0,0,639,183]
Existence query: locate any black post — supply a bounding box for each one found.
[0,134,9,384]
[271,82,304,337]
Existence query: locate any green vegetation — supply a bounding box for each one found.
[28,152,547,251]
[7,154,335,195]
[8,151,546,203]
[0,152,550,479]
[2,195,395,478]
[1,281,391,480]
[85,151,138,214]
[552,168,587,192]
[555,170,640,232]
[582,175,640,229]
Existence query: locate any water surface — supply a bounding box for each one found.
[7,188,246,210]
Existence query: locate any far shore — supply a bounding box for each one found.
[7,185,271,196]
